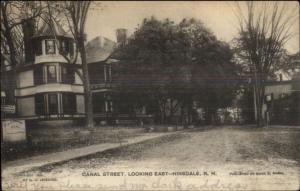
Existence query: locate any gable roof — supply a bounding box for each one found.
[86,36,116,64]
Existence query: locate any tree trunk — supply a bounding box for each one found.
[78,38,94,129]
[169,98,173,124]
[205,107,211,125]
[2,8,17,104]
[180,103,184,126]
[204,107,217,125]
[254,77,265,127]
[187,100,193,125]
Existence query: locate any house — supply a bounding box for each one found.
[86,35,117,124]
[86,29,154,125]
[15,19,85,126]
[263,74,300,125]
[262,52,300,125]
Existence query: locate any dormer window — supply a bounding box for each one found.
[45,40,56,54]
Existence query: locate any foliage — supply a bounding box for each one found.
[115,17,239,124]
[1,1,44,103]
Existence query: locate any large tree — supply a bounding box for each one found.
[115,17,238,125]
[47,1,94,129]
[114,17,185,124]
[179,18,239,124]
[233,2,298,127]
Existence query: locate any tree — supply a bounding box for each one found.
[65,1,93,129]
[233,2,298,127]
[113,17,183,124]
[179,18,239,124]
[1,1,44,103]
[47,1,94,129]
[115,17,239,125]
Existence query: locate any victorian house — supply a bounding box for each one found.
[15,20,85,125]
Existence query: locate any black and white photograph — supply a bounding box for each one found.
[1,1,300,190]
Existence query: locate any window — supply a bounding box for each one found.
[93,94,105,113]
[62,93,76,114]
[48,94,58,114]
[62,66,75,84]
[45,40,56,54]
[69,41,74,57]
[35,94,45,115]
[279,93,286,99]
[104,65,111,82]
[61,40,67,52]
[34,65,44,85]
[47,65,57,83]
[35,64,76,84]
[60,40,69,55]
[59,39,74,57]
[265,93,274,102]
[35,93,77,116]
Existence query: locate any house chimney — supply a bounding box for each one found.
[22,19,35,63]
[116,28,127,47]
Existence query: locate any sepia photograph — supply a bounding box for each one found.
[1,1,300,190]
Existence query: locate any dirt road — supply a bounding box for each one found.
[2,126,300,190]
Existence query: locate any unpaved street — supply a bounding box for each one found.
[2,126,300,190]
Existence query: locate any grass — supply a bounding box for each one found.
[2,126,146,162]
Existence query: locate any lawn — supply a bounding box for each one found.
[1,126,146,162]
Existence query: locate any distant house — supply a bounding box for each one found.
[86,29,154,125]
[263,68,300,125]
[86,35,117,122]
[263,82,299,125]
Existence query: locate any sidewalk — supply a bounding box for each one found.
[2,132,176,176]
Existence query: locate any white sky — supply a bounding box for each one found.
[85,1,299,54]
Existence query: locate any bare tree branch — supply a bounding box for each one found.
[233,1,298,127]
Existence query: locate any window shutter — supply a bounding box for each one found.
[35,94,45,115]
[35,40,42,56]
[34,65,43,85]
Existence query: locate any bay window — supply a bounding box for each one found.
[35,93,77,116]
[34,64,76,84]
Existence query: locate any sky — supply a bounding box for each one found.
[85,1,299,54]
